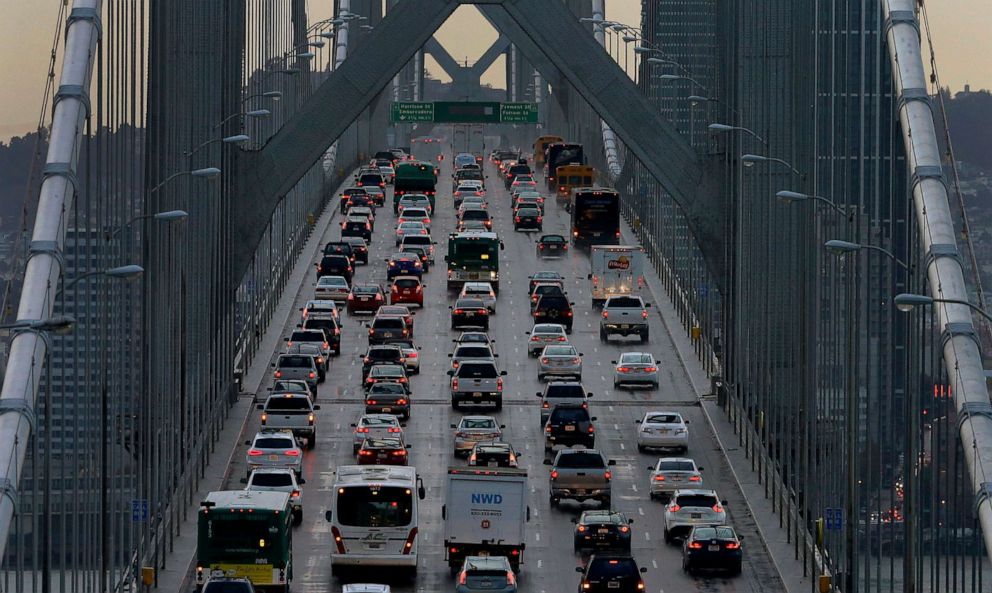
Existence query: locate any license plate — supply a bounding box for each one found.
[598,528,610,534]
[660,429,670,434]
[269,455,279,460]
[709,545,721,551]
[621,324,630,329]
[488,461,499,467]
[477,550,490,557]
[564,425,576,432]
[608,582,620,589]
[465,312,475,317]
[472,392,482,397]
[360,297,370,302]
[383,332,393,337]
[381,407,392,413]
[366,544,383,550]
[691,513,702,519]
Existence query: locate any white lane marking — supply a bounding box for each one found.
[630,482,637,491]
[638,507,645,516]
[335,423,340,430]
[651,560,658,569]
[644,531,651,541]
[537,560,543,568]
[535,532,541,541]
[619,443,625,451]
[609,405,614,412]
[613,423,619,430]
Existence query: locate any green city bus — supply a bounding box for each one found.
[393,160,438,213]
[196,490,293,592]
[445,231,504,292]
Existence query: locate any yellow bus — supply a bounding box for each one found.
[533,135,564,167]
[555,164,597,199]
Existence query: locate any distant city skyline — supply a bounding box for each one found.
[0,1,988,142]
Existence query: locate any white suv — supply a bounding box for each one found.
[663,489,727,543]
[243,468,305,525]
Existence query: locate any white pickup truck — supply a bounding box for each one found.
[599,295,651,343]
[442,467,529,573]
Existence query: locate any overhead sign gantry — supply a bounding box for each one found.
[390,101,539,123]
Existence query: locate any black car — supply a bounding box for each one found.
[505,163,532,188]
[343,237,369,264]
[357,436,410,465]
[361,345,405,380]
[530,283,567,310]
[365,382,411,419]
[468,441,519,467]
[573,510,633,553]
[357,171,385,189]
[533,294,574,333]
[302,317,341,355]
[682,525,743,576]
[340,187,367,213]
[316,254,353,283]
[323,241,355,263]
[401,245,431,272]
[513,207,543,231]
[575,555,647,593]
[545,403,596,450]
[537,234,568,257]
[344,192,373,213]
[450,297,490,330]
[341,218,373,242]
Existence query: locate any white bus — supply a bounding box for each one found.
[324,465,426,576]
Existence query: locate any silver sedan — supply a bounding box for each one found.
[537,344,583,381]
[526,323,569,356]
[612,352,659,388]
[648,457,704,501]
[451,415,504,456]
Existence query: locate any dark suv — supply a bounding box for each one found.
[342,218,372,241]
[340,187,367,213]
[575,555,647,593]
[505,163,532,188]
[573,510,634,553]
[545,404,596,450]
[533,294,574,333]
[537,381,592,426]
[361,345,405,379]
[323,241,355,264]
[357,170,385,189]
[316,254,353,283]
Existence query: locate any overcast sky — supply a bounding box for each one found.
[0,1,988,142]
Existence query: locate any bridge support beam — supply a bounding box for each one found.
[236,0,727,292]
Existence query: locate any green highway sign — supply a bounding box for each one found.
[390,101,540,124]
[391,102,435,123]
[500,102,539,123]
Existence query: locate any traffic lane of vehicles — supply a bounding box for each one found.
[221,154,774,592]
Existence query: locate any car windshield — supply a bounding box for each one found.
[362,416,398,427]
[335,486,413,528]
[461,210,490,221]
[456,346,492,358]
[255,437,295,449]
[265,396,311,411]
[456,364,498,378]
[658,460,696,472]
[461,418,497,429]
[353,286,380,295]
[646,413,682,424]
[555,452,604,468]
[250,473,294,487]
[537,296,568,308]
[675,494,718,508]
[534,325,564,334]
[544,346,575,356]
[546,385,586,399]
[394,279,420,289]
[550,407,590,423]
[290,331,325,342]
[371,365,404,376]
[402,209,428,218]
[587,558,639,579]
[456,299,486,309]
[278,356,312,368]
[373,318,404,329]
[403,236,430,246]
[608,296,643,307]
[621,353,653,364]
[534,272,562,280]
[582,512,622,526]
[517,208,540,216]
[318,278,347,287]
[691,526,736,540]
[369,384,406,395]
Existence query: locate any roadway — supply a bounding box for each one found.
[214,141,785,593]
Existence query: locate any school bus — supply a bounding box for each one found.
[555,164,597,199]
[532,135,564,168]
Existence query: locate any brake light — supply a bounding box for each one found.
[688,475,702,482]
[406,352,418,359]
[367,399,377,405]
[359,449,373,456]
[545,425,551,433]
[602,311,609,318]
[396,398,407,405]
[541,357,550,364]
[688,541,703,549]
[576,525,586,532]
[291,490,300,498]
[636,581,645,591]
[642,310,649,319]
[308,372,316,379]
[654,474,665,481]
[391,449,407,456]
[261,413,268,424]
[619,525,629,533]
[248,449,264,456]
[617,367,630,373]
[497,377,503,391]
[571,357,581,364]
[589,426,597,434]
[645,366,658,372]
[506,571,516,586]
[458,571,466,585]
[557,336,567,342]
[284,450,300,457]
[274,370,282,378]
[308,413,315,424]
[550,470,558,480]
[669,504,681,512]
[560,186,565,191]
[713,504,724,513]
[515,217,521,223]
[452,378,459,390]
[355,427,369,433]
[454,309,464,315]
[537,216,543,223]
[331,526,346,553]
[725,541,741,549]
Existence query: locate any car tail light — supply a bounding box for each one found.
[387,427,401,433]
[545,425,551,433]
[452,378,459,390]
[689,475,702,482]
[559,186,565,191]
[617,367,630,373]
[713,504,724,513]
[576,525,586,532]
[589,425,596,434]
[537,216,543,223]
[355,427,369,433]
[573,230,579,237]
[274,370,282,378]
[497,378,503,391]
[602,311,609,318]
[541,357,550,364]
[645,366,658,372]
[636,581,645,591]
[620,525,630,533]
[285,449,300,457]
[458,571,466,585]
[308,413,315,424]
[581,582,590,591]
[550,470,558,480]
[557,336,567,342]
[367,399,377,405]
[653,474,665,482]
[291,490,300,498]
[725,541,741,549]
[248,449,263,456]
[366,377,375,384]
[407,352,418,359]
[688,541,703,549]
[542,402,549,409]
[642,310,649,319]
[260,413,268,424]
[396,398,408,405]
[392,449,407,456]
[308,372,316,379]
[669,503,681,512]
[530,336,540,342]
[571,357,581,364]
[331,526,346,553]
[369,329,375,336]
[616,231,622,238]
[398,377,408,383]
[454,309,464,315]
[566,311,572,317]
[359,449,373,456]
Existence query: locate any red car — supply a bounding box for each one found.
[377,305,415,335]
[357,437,409,465]
[390,276,424,307]
[347,283,385,315]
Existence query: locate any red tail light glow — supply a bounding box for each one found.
[550,470,558,480]
[248,449,263,456]
[284,450,300,457]
[725,541,741,549]
[688,541,703,549]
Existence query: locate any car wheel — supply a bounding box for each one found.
[637,444,646,453]
[293,510,303,526]
[549,496,559,507]
[682,556,689,573]
[664,529,673,544]
[307,434,316,450]
[599,328,608,342]
[731,561,742,576]
[352,444,359,455]
[452,400,460,410]
[495,400,503,411]
[641,329,649,343]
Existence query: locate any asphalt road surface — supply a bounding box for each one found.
[219,146,785,593]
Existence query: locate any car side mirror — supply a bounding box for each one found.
[587,273,592,280]
[645,303,652,307]
[244,440,252,445]
[500,371,508,376]
[575,567,584,573]
[586,392,594,398]
[447,370,454,376]
[634,419,641,424]
[608,460,617,466]
[500,424,506,429]
[298,478,306,485]
[282,337,289,342]
[239,478,247,484]
[579,353,584,356]
[639,567,648,574]
[270,363,275,368]
[684,420,690,424]
[738,535,745,541]
[543,459,552,466]
[722,499,729,506]
[256,404,263,410]
[350,423,357,427]
[450,424,457,428]
[698,467,704,471]
[313,405,321,410]
[591,416,598,422]
[570,302,575,306]
[325,510,333,522]
[418,485,427,500]
[447,353,453,357]
[524,331,530,335]
[535,392,542,397]
[406,444,412,449]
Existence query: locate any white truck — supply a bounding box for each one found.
[442,467,529,573]
[452,124,485,162]
[588,245,645,307]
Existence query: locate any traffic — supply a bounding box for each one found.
[194,133,780,593]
